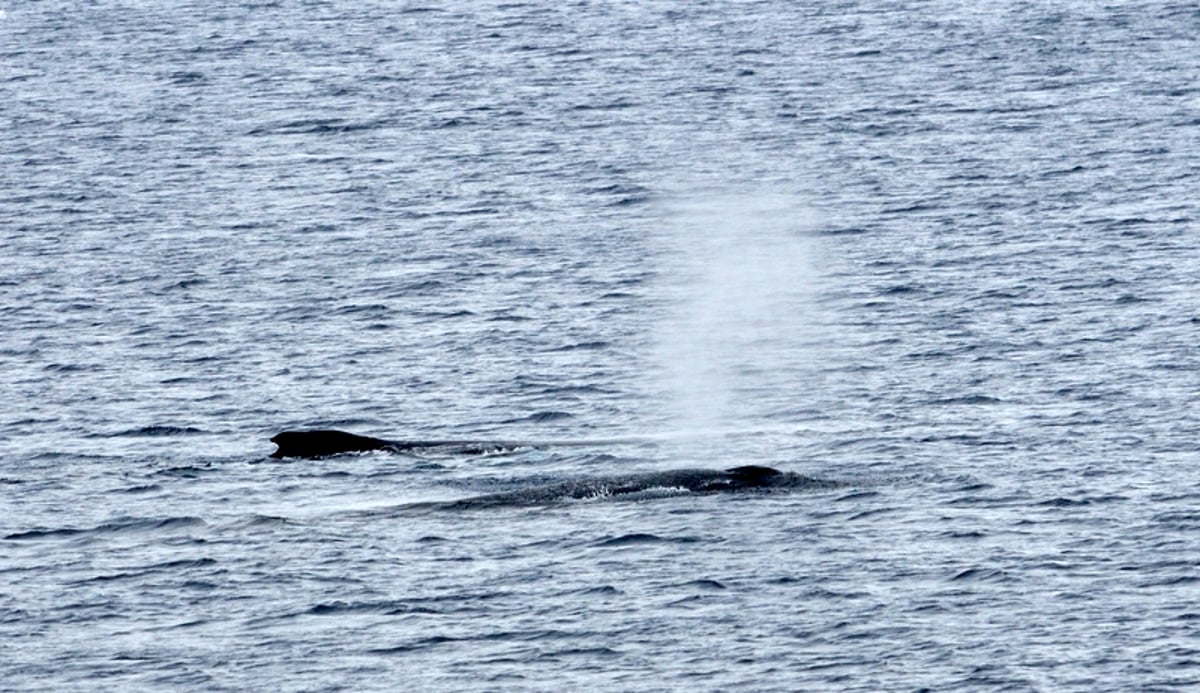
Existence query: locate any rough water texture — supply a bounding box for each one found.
[3,1,1199,690]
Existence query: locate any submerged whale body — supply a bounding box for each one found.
[440,465,841,509]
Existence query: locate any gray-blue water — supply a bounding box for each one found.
[3,2,1199,690]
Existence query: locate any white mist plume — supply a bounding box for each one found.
[649,188,822,460]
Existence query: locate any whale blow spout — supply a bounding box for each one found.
[270,430,392,459]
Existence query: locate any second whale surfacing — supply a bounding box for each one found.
[435,465,843,510]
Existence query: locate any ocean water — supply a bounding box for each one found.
[3,1,1199,690]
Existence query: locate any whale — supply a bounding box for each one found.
[269,428,661,459]
[270,429,843,509]
[269,429,529,459]
[434,465,843,510]
[270,430,389,458]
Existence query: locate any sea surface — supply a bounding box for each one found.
[3,1,1199,690]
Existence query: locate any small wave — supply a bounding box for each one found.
[950,567,1009,582]
[237,514,296,528]
[593,533,698,547]
[543,340,611,352]
[5,527,80,541]
[1139,575,1200,588]
[418,308,475,319]
[162,277,209,291]
[487,311,533,322]
[535,646,622,660]
[430,117,475,129]
[247,118,385,135]
[847,507,893,521]
[73,571,146,585]
[367,627,592,655]
[151,557,217,570]
[112,483,163,494]
[938,530,987,540]
[308,600,433,616]
[367,636,458,654]
[536,384,613,396]
[1035,494,1126,508]
[927,395,1004,405]
[330,303,390,316]
[819,225,870,236]
[575,585,622,596]
[166,70,205,84]
[154,464,217,478]
[41,363,94,373]
[767,576,801,585]
[5,516,204,541]
[834,490,880,501]
[102,425,208,438]
[303,592,513,619]
[502,411,574,424]
[1152,511,1200,527]
[71,559,216,586]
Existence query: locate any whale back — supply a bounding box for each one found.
[724,465,783,486]
[270,430,391,459]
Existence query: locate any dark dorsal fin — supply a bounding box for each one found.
[724,465,782,485]
[270,430,391,459]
